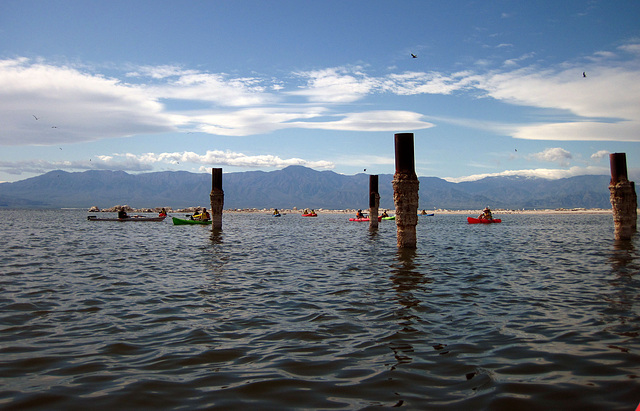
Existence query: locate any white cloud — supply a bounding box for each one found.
[474,46,640,142]
[591,150,611,160]
[444,165,609,183]
[529,147,572,166]
[289,67,379,103]
[117,150,335,170]
[289,111,434,132]
[0,58,174,145]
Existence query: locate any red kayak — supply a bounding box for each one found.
[467,217,501,224]
[302,213,318,217]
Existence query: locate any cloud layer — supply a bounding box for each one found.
[2,42,639,148]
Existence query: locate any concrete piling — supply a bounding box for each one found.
[609,153,637,240]
[392,133,419,248]
[369,175,380,229]
[210,168,224,230]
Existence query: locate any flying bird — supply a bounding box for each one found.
[411,54,417,58]
[583,72,586,77]
[33,115,39,120]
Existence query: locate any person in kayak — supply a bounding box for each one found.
[118,207,128,219]
[356,209,365,219]
[381,210,389,218]
[198,208,211,221]
[273,208,279,215]
[159,208,167,217]
[478,207,493,220]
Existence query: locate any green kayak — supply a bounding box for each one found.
[381,216,395,220]
[172,217,212,225]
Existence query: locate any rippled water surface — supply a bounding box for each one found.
[1,209,639,410]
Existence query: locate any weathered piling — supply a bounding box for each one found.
[210,168,224,230]
[392,133,419,248]
[369,175,380,229]
[609,153,637,240]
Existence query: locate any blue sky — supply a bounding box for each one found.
[1,0,639,183]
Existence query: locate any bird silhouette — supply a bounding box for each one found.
[583,72,586,77]
[411,54,417,58]
[33,115,39,120]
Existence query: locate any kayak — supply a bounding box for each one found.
[381,216,395,220]
[349,216,383,222]
[273,214,281,217]
[172,217,212,225]
[467,217,501,224]
[302,213,317,217]
[419,213,435,216]
[87,215,166,222]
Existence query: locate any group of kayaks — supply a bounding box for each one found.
[88,213,502,225]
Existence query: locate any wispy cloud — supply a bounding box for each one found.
[444,166,609,183]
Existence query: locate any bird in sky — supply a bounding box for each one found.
[583,72,586,77]
[411,54,417,58]
[32,115,39,120]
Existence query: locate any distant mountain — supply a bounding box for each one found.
[0,166,618,210]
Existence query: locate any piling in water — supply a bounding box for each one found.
[609,153,637,240]
[392,133,419,248]
[369,175,380,229]
[210,168,224,230]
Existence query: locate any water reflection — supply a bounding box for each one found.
[210,228,223,245]
[610,238,636,273]
[605,237,640,354]
[387,249,432,371]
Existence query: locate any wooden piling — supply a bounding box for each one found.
[609,153,637,240]
[392,133,419,248]
[210,168,224,230]
[369,175,379,229]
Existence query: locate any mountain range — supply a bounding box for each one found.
[0,165,618,210]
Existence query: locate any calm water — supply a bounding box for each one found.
[1,210,638,410]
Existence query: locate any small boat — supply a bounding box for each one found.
[172,217,212,225]
[381,216,395,220]
[467,217,501,224]
[273,213,281,217]
[349,216,383,222]
[302,213,317,217]
[419,213,435,216]
[87,215,166,222]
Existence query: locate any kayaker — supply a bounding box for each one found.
[273,208,279,215]
[118,208,128,219]
[356,209,365,219]
[199,208,211,221]
[381,210,389,217]
[478,207,493,220]
[159,208,167,217]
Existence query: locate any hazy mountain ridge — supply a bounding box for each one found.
[0,166,616,210]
